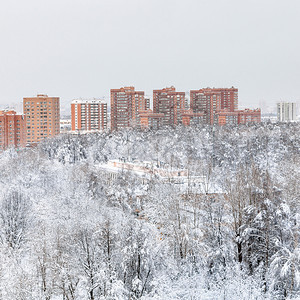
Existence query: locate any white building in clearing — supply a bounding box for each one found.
[98,159,206,193]
[277,102,297,122]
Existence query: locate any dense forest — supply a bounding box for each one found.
[0,123,299,299]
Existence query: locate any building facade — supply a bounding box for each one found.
[277,102,297,122]
[153,86,185,126]
[215,110,239,125]
[190,87,260,126]
[181,109,205,126]
[0,110,26,150]
[215,108,261,125]
[190,87,238,112]
[71,99,107,131]
[190,89,222,124]
[238,109,261,124]
[23,94,60,145]
[139,109,165,130]
[213,87,238,111]
[110,87,148,130]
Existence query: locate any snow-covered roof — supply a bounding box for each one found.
[71,99,106,104]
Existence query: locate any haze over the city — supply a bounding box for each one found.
[1,0,300,113]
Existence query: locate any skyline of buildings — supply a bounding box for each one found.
[3,90,296,116]
[107,86,261,129]
[107,86,262,130]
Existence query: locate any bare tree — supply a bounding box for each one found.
[0,190,31,249]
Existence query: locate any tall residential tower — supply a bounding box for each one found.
[71,99,107,131]
[110,87,148,130]
[190,89,222,124]
[23,94,60,145]
[0,110,26,150]
[153,86,185,126]
[277,102,297,122]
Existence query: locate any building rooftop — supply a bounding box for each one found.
[72,99,106,104]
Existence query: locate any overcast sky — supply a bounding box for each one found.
[1,0,300,114]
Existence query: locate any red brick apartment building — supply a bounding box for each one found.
[153,86,186,126]
[23,94,60,145]
[139,109,165,129]
[213,87,238,111]
[181,109,205,126]
[215,109,261,125]
[190,89,222,125]
[71,99,107,131]
[0,110,26,150]
[238,109,261,124]
[110,87,148,130]
[190,87,260,126]
[190,87,238,111]
[215,110,239,126]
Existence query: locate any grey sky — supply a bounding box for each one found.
[1,0,300,114]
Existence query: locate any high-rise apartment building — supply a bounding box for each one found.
[23,94,60,145]
[71,99,107,131]
[190,89,221,124]
[153,86,185,126]
[0,110,26,150]
[214,87,238,111]
[191,87,238,112]
[110,87,148,130]
[190,87,260,126]
[277,102,297,122]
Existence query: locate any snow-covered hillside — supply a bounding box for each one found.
[0,123,299,299]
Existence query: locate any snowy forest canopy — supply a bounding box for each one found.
[0,123,299,299]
